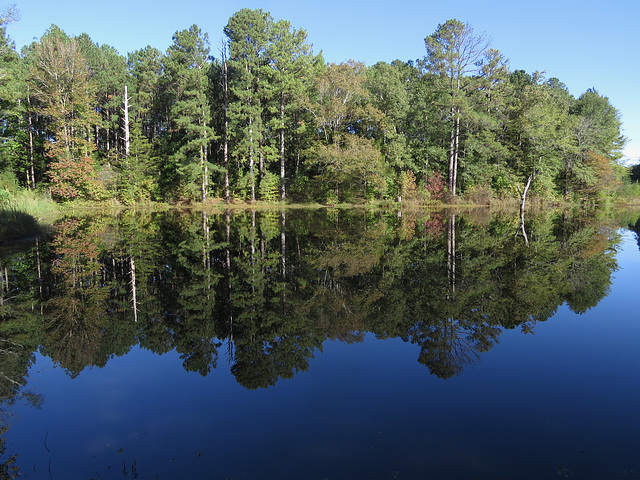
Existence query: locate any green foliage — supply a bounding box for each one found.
[115,121,158,204]
[0,169,18,196]
[163,25,215,202]
[259,170,279,202]
[399,170,420,203]
[309,134,387,203]
[0,208,626,389]
[0,12,629,205]
[0,206,40,241]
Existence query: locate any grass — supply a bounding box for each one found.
[3,185,634,244]
[0,191,60,243]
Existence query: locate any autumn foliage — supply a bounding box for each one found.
[47,156,106,201]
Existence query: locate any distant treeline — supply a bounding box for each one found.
[0,7,630,204]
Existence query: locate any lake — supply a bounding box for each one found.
[1,207,639,479]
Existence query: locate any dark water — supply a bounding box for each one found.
[1,208,640,479]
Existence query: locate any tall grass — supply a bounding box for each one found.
[0,190,59,242]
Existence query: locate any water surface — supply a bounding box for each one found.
[1,208,639,479]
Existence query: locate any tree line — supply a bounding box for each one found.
[0,7,629,205]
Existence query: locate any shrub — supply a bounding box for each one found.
[47,157,108,201]
[424,172,446,201]
[399,170,419,203]
[465,184,493,205]
[259,171,280,202]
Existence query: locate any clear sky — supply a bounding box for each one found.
[6,0,640,162]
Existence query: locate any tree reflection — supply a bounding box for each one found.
[42,218,112,376]
[0,207,623,389]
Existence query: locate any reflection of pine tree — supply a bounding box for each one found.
[0,207,621,389]
[224,210,324,389]
[148,211,224,376]
[106,210,164,354]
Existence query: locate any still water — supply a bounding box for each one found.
[1,208,639,479]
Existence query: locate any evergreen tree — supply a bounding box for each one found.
[127,45,165,140]
[224,8,273,202]
[77,35,128,159]
[266,18,316,200]
[423,19,491,196]
[163,25,216,201]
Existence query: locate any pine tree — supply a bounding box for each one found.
[423,19,491,196]
[224,8,273,202]
[163,25,215,201]
[266,19,316,200]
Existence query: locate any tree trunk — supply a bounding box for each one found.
[448,109,456,195]
[519,174,533,213]
[105,109,110,153]
[203,212,211,297]
[249,118,255,203]
[514,173,533,245]
[222,55,230,203]
[200,144,207,201]
[225,209,233,344]
[281,210,286,279]
[259,140,264,184]
[447,214,456,293]
[452,114,460,196]
[129,256,138,322]
[280,92,286,201]
[27,109,35,189]
[519,207,529,247]
[201,112,208,202]
[123,85,130,157]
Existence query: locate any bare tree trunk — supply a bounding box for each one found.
[447,214,456,293]
[204,115,209,200]
[0,260,5,305]
[200,143,207,201]
[518,174,533,212]
[516,174,533,246]
[452,114,460,196]
[519,207,529,247]
[280,92,286,201]
[27,98,36,189]
[225,210,233,347]
[105,109,110,153]
[249,120,255,203]
[448,111,456,195]
[203,212,211,298]
[35,238,42,297]
[130,256,138,322]
[123,85,130,157]
[259,140,264,184]
[281,210,286,280]
[221,45,230,203]
[29,134,35,188]
[250,210,256,295]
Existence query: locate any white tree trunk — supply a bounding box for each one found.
[123,85,130,157]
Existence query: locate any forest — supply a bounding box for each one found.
[0,6,631,206]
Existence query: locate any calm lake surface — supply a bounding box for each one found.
[1,207,640,479]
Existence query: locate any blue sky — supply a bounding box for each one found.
[7,0,640,162]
